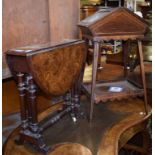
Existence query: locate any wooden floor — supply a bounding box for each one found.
[2,79,20,115]
[2,79,53,115]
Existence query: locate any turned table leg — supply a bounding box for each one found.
[25,75,33,124]
[72,82,86,120]
[26,75,49,152]
[16,72,28,144]
[16,74,49,153]
[27,75,39,132]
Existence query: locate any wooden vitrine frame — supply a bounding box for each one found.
[78,7,148,120]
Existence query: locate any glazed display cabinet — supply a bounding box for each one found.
[78,7,148,120]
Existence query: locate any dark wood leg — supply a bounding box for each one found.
[27,75,39,132]
[63,90,77,122]
[90,41,99,120]
[16,72,28,144]
[25,75,33,123]
[17,72,28,128]
[73,83,80,109]
[64,91,71,106]
[137,40,148,115]
[70,89,77,122]
[23,75,49,153]
[71,83,85,120]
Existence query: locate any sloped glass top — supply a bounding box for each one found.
[79,7,114,27]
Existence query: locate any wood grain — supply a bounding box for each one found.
[28,43,86,96]
[97,99,151,155]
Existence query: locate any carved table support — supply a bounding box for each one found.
[17,73,49,153]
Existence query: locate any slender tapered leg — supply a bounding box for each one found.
[97,44,102,69]
[90,41,100,120]
[122,40,128,79]
[137,40,148,114]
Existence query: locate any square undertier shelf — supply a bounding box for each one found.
[82,80,144,103]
